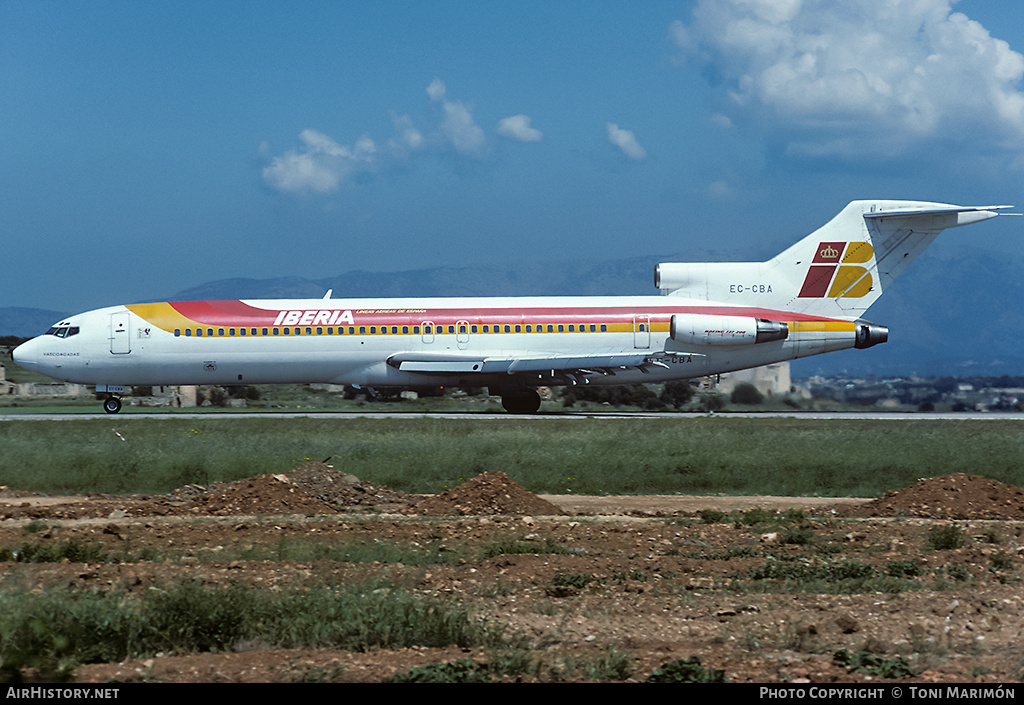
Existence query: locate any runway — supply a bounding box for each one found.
[2,410,1023,421]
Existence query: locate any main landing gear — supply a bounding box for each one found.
[500,389,541,414]
[103,396,122,414]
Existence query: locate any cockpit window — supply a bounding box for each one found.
[45,325,80,338]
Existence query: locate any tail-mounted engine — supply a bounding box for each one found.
[670,313,788,346]
[854,320,888,349]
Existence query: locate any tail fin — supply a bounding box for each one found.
[655,200,1012,318]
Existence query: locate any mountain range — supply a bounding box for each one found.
[4,248,1021,378]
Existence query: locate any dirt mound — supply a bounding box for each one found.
[843,473,1024,520]
[410,471,563,516]
[281,461,412,511]
[169,462,413,516]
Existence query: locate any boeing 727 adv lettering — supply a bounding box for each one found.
[13,200,1011,413]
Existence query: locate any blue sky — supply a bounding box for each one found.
[4,0,1024,312]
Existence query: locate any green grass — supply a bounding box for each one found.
[2,416,1023,497]
[0,578,497,681]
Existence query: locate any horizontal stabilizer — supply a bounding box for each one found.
[863,204,1015,228]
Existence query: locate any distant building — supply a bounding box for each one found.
[705,361,809,400]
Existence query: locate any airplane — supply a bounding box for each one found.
[13,200,1012,414]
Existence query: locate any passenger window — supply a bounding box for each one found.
[413,326,420,334]
[174,329,181,337]
[448,325,455,334]
[185,329,192,337]
[471,325,478,333]
[218,328,225,336]
[403,326,409,334]
[601,324,607,332]
[196,329,203,337]
[504,325,511,333]
[316,327,322,335]
[568,325,574,332]
[525,325,531,332]
[483,325,489,333]
[547,325,553,332]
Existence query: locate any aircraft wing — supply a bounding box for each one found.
[386,350,696,376]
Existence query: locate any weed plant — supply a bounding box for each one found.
[0,578,499,680]
[646,656,729,683]
[737,556,917,594]
[927,524,968,550]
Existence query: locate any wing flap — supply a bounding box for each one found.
[387,350,687,375]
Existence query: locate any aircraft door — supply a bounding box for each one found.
[421,321,435,344]
[633,315,650,349]
[456,319,470,349]
[110,312,131,354]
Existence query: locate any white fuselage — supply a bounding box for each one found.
[13,294,861,391]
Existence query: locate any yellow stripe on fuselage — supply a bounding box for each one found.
[126,303,192,332]
[788,320,856,333]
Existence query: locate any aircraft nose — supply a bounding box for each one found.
[12,338,39,370]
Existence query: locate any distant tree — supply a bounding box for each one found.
[700,394,726,412]
[660,381,694,408]
[730,383,764,405]
[227,385,261,401]
[560,384,660,408]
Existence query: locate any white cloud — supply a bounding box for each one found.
[262,129,377,194]
[496,114,543,142]
[426,77,446,102]
[606,123,647,160]
[439,99,487,157]
[673,0,1024,158]
[707,180,733,198]
[263,79,532,195]
[389,112,424,152]
[710,113,733,129]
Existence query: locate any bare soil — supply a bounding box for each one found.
[1,468,1022,683]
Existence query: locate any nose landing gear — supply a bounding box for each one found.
[96,386,128,414]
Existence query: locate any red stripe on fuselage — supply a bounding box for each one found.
[162,300,847,327]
